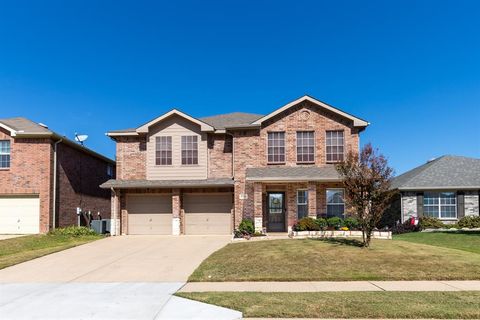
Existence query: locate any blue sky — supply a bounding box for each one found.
[1,0,479,174]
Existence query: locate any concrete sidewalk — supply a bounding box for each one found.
[179,280,480,292]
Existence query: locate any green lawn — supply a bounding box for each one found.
[189,236,480,281]
[394,231,480,254]
[0,234,103,269]
[177,291,480,319]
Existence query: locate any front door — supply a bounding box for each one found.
[267,192,285,232]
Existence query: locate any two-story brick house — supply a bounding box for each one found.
[101,95,369,235]
[0,117,115,234]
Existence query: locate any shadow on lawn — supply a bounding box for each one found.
[310,237,364,247]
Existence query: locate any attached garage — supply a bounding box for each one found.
[126,194,172,235]
[0,195,40,234]
[183,193,233,235]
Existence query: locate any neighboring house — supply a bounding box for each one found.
[392,155,480,223]
[101,95,369,235]
[0,117,115,234]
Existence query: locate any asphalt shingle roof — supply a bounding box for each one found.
[391,155,480,190]
[0,117,52,134]
[246,165,341,181]
[100,178,234,189]
[200,112,263,129]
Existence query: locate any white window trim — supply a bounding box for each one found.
[155,136,173,166]
[326,188,345,217]
[266,131,286,164]
[0,140,11,169]
[297,189,309,219]
[295,131,315,164]
[325,130,345,163]
[181,135,199,166]
[423,192,457,220]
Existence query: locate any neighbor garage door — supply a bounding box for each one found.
[184,193,232,235]
[0,195,40,234]
[126,195,172,235]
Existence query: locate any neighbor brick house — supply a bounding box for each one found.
[102,95,369,235]
[0,117,115,234]
[392,155,480,223]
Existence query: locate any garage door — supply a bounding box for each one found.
[184,193,232,235]
[0,196,40,234]
[126,195,172,235]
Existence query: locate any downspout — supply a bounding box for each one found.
[52,139,63,229]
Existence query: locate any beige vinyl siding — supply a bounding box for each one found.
[146,115,208,180]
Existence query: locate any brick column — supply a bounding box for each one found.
[287,184,297,233]
[172,188,181,235]
[308,182,317,218]
[253,182,263,232]
[111,189,121,236]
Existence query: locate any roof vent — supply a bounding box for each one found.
[427,158,436,163]
[38,122,48,129]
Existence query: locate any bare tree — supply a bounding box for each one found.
[336,143,396,247]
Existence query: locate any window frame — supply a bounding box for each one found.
[325,130,345,163]
[296,131,315,164]
[326,188,345,218]
[106,164,113,178]
[297,189,309,219]
[0,140,11,169]
[267,131,286,164]
[181,135,199,165]
[155,136,173,166]
[423,191,457,220]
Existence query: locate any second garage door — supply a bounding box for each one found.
[0,195,40,234]
[126,195,172,235]
[183,193,232,235]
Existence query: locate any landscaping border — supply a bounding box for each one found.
[291,230,392,239]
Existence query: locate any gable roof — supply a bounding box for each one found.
[251,95,369,127]
[136,109,214,133]
[0,117,115,164]
[392,155,480,190]
[200,112,263,129]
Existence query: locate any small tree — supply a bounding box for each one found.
[336,143,396,247]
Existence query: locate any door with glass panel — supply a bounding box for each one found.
[267,192,285,232]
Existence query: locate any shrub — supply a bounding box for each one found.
[315,218,327,230]
[238,219,255,235]
[344,217,359,230]
[293,217,320,231]
[392,220,421,234]
[326,217,344,230]
[458,216,480,228]
[419,216,444,229]
[48,226,97,237]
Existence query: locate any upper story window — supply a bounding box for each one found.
[106,164,113,178]
[326,189,345,218]
[296,131,315,163]
[297,189,308,219]
[181,136,198,165]
[267,132,285,163]
[424,192,457,219]
[156,136,172,165]
[0,140,11,169]
[326,130,344,163]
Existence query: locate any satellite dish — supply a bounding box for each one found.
[75,133,89,146]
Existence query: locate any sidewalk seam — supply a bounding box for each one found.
[439,281,463,291]
[368,281,386,291]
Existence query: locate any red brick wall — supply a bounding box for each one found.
[0,128,53,233]
[207,134,233,178]
[116,136,147,180]
[56,143,113,227]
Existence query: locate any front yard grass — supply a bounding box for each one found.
[394,231,480,254]
[176,291,480,319]
[189,236,480,281]
[0,233,103,270]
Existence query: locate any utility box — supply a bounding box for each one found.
[91,219,110,234]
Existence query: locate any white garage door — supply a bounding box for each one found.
[126,195,172,235]
[0,196,40,234]
[184,193,232,235]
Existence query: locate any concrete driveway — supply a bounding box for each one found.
[0,235,230,282]
[0,235,241,319]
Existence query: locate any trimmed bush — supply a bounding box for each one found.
[344,217,359,230]
[326,217,343,230]
[48,226,97,237]
[238,219,255,235]
[315,218,327,230]
[294,217,320,231]
[419,217,444,229]
[458,216,480,228]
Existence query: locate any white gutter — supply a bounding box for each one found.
[52,139,63,229]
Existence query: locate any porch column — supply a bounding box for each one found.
[172,189,181,235]
[254,182,263,233]
[111,189,121,236]
[308,182,317,218]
